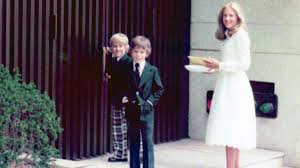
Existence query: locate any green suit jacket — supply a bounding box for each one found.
[126,62,164,121]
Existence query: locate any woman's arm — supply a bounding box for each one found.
[219,31,251,72]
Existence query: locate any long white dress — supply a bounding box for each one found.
[205,28,256,150]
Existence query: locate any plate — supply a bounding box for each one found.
[185,65,210,72]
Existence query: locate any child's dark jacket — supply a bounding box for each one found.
[125,61,164,121]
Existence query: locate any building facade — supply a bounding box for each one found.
[190,0,300,167]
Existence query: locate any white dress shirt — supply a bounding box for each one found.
[132,60,153,106]
[133,60,146,77]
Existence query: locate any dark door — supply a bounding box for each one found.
[50,0,156,160]
[0,0,190,160]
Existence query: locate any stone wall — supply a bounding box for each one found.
[189,0,300,167]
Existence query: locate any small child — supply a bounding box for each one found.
[104,33,132,162]
[123,36,164,168]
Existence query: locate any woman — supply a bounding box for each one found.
[204,2,256,168]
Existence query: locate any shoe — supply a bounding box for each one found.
[108,157,128,162]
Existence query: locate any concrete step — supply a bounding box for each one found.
[52,139,285,168]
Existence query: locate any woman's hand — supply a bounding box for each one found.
[203,57,220,70]
[203,68,217,74]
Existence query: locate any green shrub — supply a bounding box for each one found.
[0,65,63,168]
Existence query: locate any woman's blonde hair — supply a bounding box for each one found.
[109,33,130,52]
[215,1,247,40]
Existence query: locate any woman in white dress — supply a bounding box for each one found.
[204,2,256,168]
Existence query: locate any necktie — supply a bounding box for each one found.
[135,63,140,83]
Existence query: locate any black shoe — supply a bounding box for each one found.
[108,157,128,162]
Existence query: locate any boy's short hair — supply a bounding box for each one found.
[130,36,152,56]
[110,33,130,51]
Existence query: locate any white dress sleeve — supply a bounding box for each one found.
[219,30,251,72]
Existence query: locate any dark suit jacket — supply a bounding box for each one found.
[125,61,164,122]
[107,54,132,108]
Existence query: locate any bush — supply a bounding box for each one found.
[0,65,63,168]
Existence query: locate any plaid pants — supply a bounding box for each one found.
[112,106,128,159]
